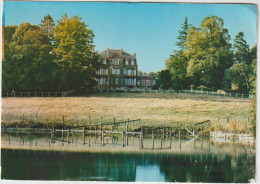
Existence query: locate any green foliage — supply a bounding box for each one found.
[53,15,99,90]
[157,70,172,89]
[223,63,251,93]
[2,14,100,92]
[3,23,58,91]
[166,17,191,89]
[223,32,254,93]
[166,50,190,89]
[175,17,191,50]
[185,16,233,89]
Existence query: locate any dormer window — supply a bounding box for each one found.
[125,60,129,65]
[111,58,119,65]
[131,60,135,65]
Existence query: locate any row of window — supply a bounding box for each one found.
[97,78,137,86]
[140,79,156,86]
[124,69,136,76]
[97,68,137,76]
[101,59,135,65]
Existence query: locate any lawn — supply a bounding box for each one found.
[1,93,253,133]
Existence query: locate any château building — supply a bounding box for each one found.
[96,48,155,89]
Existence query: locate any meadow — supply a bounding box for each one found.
[1,93,252,133]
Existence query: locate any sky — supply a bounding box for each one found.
[3,2,258,73]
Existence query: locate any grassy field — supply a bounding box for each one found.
[1,93,253,133]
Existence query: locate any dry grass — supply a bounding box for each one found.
[1,93,252,132]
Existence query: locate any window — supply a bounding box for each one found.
[112,68,120,75]
[102,59,107,64]
[111,58,119,65]
[97,69,108,75]
[115,78,119,85]
[97,78,107,85]
[125,78,136,85]
[131,60,135,65]
[124,69,136,76]
[125,60,129,65]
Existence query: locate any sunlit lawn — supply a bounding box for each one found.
[1,93,252,132]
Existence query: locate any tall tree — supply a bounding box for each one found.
[223,32,252,92]
[166,17,191,89]
[157,70,172,90]
[40,14,55,40]
[175,17,191,50]
[185,16,233,89]
[53,15,99,90]
[2,23,58,91]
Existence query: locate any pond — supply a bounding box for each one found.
[1,132,255,182]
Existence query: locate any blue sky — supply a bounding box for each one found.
[3,2,257,73]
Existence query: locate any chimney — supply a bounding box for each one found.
[121,48,123,54]
[107,48,110,55]
[133,52,136,57]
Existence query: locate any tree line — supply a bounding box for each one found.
[2,14,100,92]
[156,16,256,94]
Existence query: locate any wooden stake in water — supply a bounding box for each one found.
[67,129,70,144]
[83,128,85,145]
[62,128,64,141]
[169,129,172,149]
[152,130,154,150]
[179,128,181,150]
[101,130,104,146]
[122,131,124,147]
[100,117,103,132]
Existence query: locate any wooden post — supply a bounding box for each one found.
[126,123,129,145]
[101,130,104,146]
[170,128,172,149]
[100,117,103,132]
[89,116,91,124]
[35,113,38,120]
[67,129,70,144]
[113,117,116,125]
[247,117,249,132]
[160,135,163,149]
[179,128,181,150]
[140,127,143,149]
[61,128,64,142]
[122,131,124,147]
[227,118,229,123]
[201,124,203,136]
[83,128,85,145]
[163,127,165,140]
[152,130,154,149]
[72,130,74,143]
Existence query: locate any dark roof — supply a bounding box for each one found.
[100,49,135,58]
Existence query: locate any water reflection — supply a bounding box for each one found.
[1,132,255,182]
